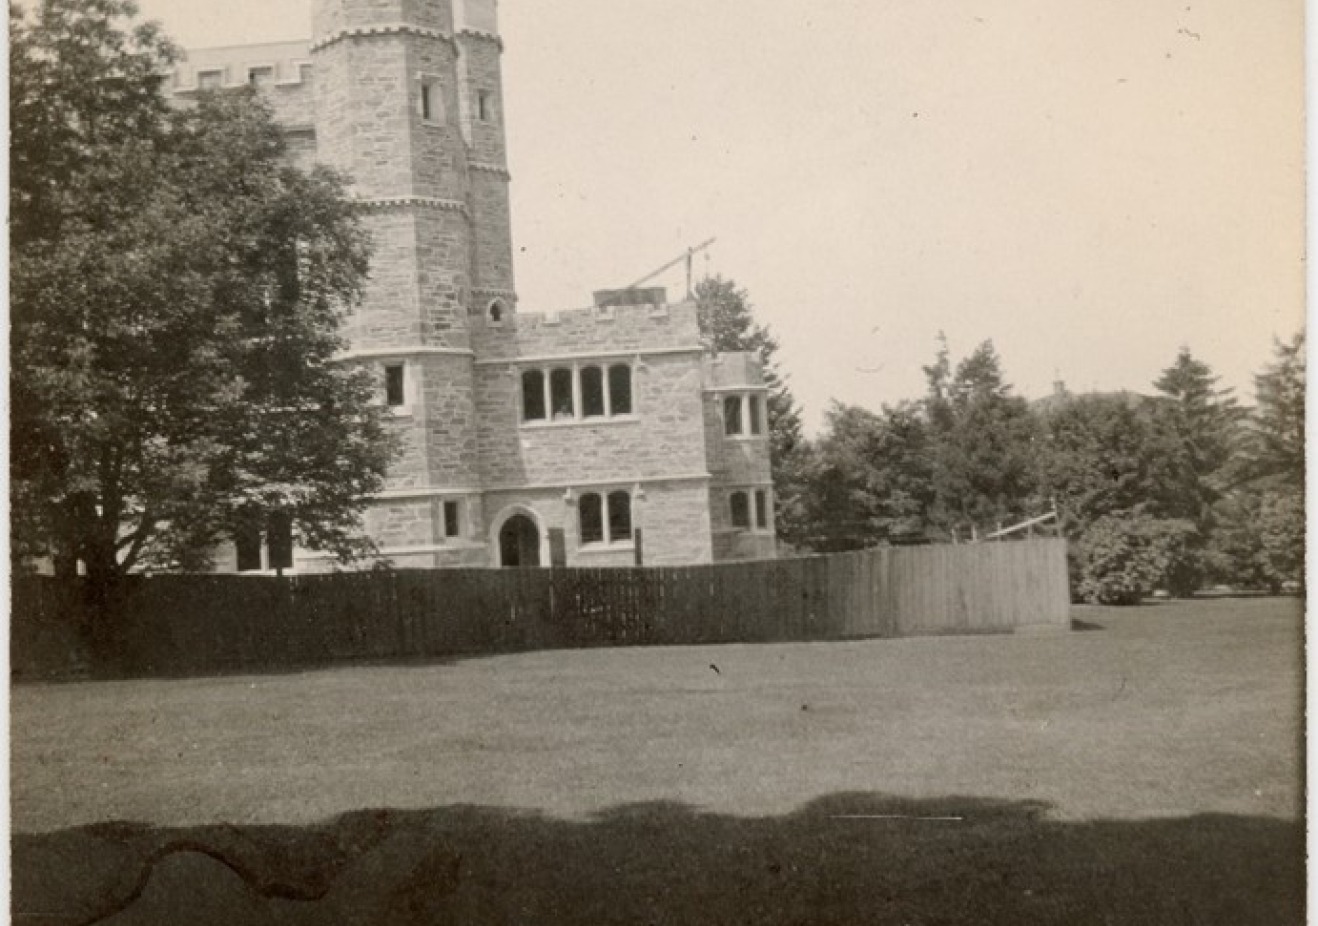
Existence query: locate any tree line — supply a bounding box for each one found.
[696,282,1303,603]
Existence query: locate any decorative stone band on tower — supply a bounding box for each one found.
[172,0,776,571]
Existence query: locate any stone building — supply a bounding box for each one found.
[173,0,775,570]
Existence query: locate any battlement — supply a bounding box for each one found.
[454,0,499,35]
[703,352,768,391]
[171,42,313,93]
[472,300,702,362]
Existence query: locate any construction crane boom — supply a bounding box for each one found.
[626,237,717,297]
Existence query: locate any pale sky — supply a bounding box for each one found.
[131,0,1306,433]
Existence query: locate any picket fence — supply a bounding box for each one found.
[11,539,1070,679]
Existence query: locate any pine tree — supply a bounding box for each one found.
[1148,347,1243,524]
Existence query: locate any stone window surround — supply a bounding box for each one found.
[436,497,465,541]
[476,88,495,123]
[416,71,444,124]
[234,511,294,573]
[573,487,635,549]
[376,360,415,418]
[729,487,773,533]
[519,360,636,427]
[714,390,769,439]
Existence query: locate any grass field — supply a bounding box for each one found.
[11,597,1304,924]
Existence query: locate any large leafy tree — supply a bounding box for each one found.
[694,275,810,544]
[798,401,932,550]
[11,0,397,597]
[1033,393,1161,532]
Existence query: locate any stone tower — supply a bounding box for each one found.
[309,0,516,550]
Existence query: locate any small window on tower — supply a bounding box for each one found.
[419,81,442,122]
[385,364,406,407]
[443,500,461,538]
[488,299,504,324]
[477,90,491,122]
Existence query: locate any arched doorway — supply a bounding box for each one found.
[497,513,541,568]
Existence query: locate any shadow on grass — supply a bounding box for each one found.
[1069,619,1105,632]
[13,794,1302,926]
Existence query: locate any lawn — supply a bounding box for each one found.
[11,597,1304,924]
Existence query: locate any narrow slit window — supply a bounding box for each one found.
[385,364,406,407]
[754,490,768,529]
[443,500,461,538]
[419,82,436,121]
[550,367,574,419]
[724,395,743,435]
[609,364,633,415]
[581,366,605,417]
[749,396,764,435]
[607,491,632,541]
[730,491,750,529]
[579,493,604,544]
[477,90,490,121]
[521,370,546,421]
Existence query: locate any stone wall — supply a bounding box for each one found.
[471,300,701,360]
[474,351,709,489]
[701,353,775,561]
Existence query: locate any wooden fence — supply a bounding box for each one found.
[11,539,1070,679]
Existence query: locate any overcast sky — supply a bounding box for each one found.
[132,0,1305,433]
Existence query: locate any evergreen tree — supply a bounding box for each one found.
[922,339,1038,539]
[694,275,809,544]
[1246,331,1305,488]
[1148,347,1242,524]
[11,0,398,604]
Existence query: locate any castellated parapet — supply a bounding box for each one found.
[174,0,775,571]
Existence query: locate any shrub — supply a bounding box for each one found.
[1076,514,1200,605]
